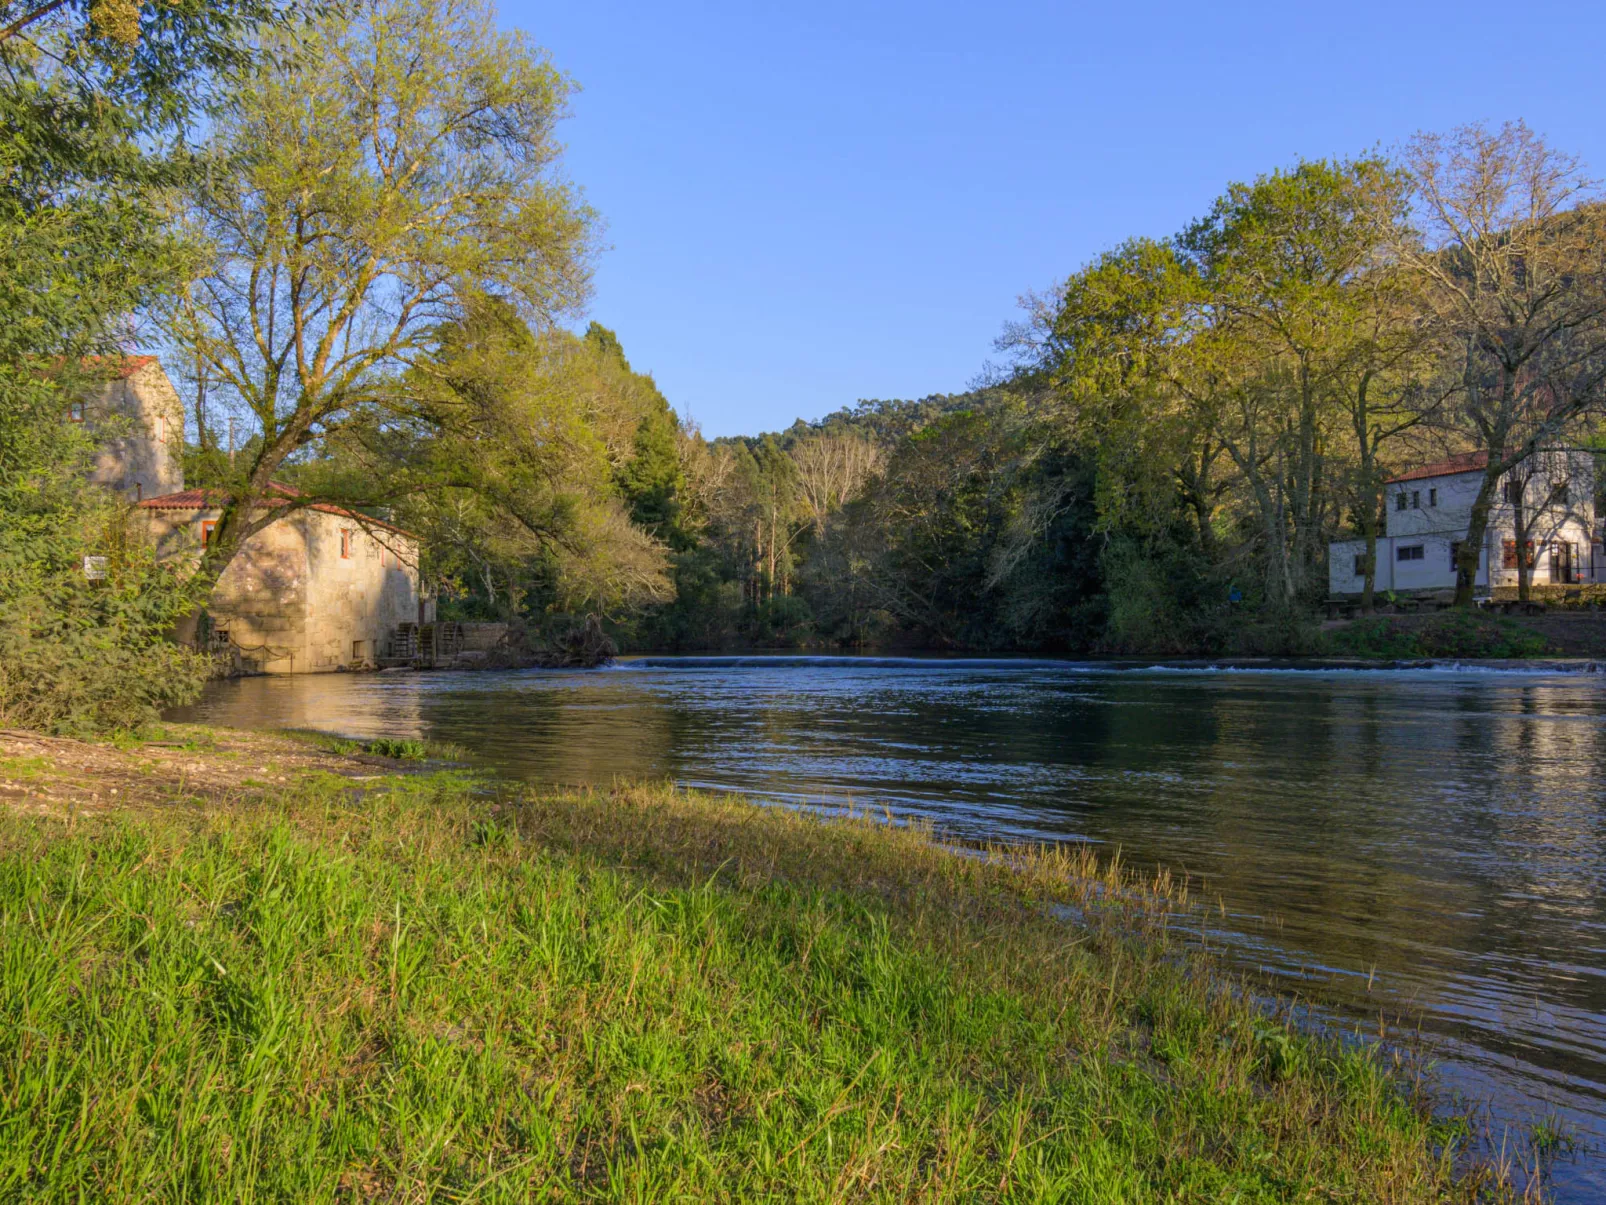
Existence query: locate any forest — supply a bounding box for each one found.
[7,0,1606,734]
[486,143,1606,657]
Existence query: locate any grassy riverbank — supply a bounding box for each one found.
[0,727,1531,1201]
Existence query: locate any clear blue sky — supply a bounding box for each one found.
[505,0,1606,437]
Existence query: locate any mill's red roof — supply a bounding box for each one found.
[137,483,414,538]
[110,355,158,379]
[1385,451,1489,484]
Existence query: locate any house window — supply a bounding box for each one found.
[67,400,86,423]
[155,416,167,444]
[1395,492,1408,511]
[1450,541,1462,570]
[1501,539,1536,569]
[1353,554,1367,577]
[1411,490,1421,509]
[200,520,217,547]
[1501,480,1519,504]
[340,529,353,559]
[1396,544,1425,562]
[1429,488,1438,507]
[1556,481,1570,505]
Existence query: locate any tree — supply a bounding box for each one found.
[1,0,285,729]
[789,429,883,537]
[165,0,596,587]
[1176,159,1410,608]
[1499,449,1587,602]
[1401,122,1606,606]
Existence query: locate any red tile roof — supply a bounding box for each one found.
[1385,451,1489,484]
[137,483,414,538]
[110,355,158,379]
[137,488,232,509]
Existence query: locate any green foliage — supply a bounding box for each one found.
[364,737,430,761]
[617,410,687,545]
[164,0,598,587]
[1324,611,1553,660]
[0,503,210,733]
[386,312,672,624]
[0,0,284,733]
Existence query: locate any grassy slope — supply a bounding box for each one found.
[1322,610,1555,660]
[0,729,1526,1202]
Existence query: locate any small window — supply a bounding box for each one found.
[200,520,217,547]
[1429,488,1438,507]
[1353,554,1366,577]
[1395,493,1408,512]
[134,481,142,502]
[67,400,86,423]
[340,529,353,559]
[1411,490,1421,509]
[1556,481,1570,505]
[1396,545,1425,562]
[1450,540,1462,570]
[155,416,167,443]
[1501,480,1518,504]
[1501,540,1535,569]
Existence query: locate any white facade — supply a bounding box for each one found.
[1329,450,1602,596]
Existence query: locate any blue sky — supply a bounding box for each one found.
[505,1,1606,437]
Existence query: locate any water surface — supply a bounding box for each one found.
[175,657,1606,1199]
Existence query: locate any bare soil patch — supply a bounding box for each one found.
[0,725,404,818]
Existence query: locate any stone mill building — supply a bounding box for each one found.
[84,357,427,673]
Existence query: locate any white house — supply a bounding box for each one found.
[1329,450,1603,597]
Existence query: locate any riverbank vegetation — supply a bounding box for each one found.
[615,133,1606,654]
[0,725,1539,1200]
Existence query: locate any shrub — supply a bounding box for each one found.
[1324,610,1552,659]
[0,501,210,734]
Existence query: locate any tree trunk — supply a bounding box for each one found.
[1454,470,1502,608]
[1513,499,1532,603]
[1361,519,1379,614]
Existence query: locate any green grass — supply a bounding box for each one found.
[0,751,1526,1201]
[1323,610,1552,660]
[279,728,470,763]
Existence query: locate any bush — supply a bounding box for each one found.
[1324,610,1552,659]
[0,502,211,734]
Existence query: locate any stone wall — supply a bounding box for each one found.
[301,513,420,671]
[145,504,419,673]
[86,360,184,501]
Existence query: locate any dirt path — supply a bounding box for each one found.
[0,725,403,818]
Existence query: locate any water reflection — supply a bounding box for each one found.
[173,659,1606,1201]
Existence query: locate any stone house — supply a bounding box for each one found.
[87,358,426,673]
[77,355,185,501]
[1328,450,1603,596]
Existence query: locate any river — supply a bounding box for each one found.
[172,656,1606,1199]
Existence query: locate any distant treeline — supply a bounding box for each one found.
[612,128,1606,654]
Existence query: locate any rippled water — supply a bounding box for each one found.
[173,657,1606,1199]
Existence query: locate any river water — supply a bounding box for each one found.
[173,657,1606,1199]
